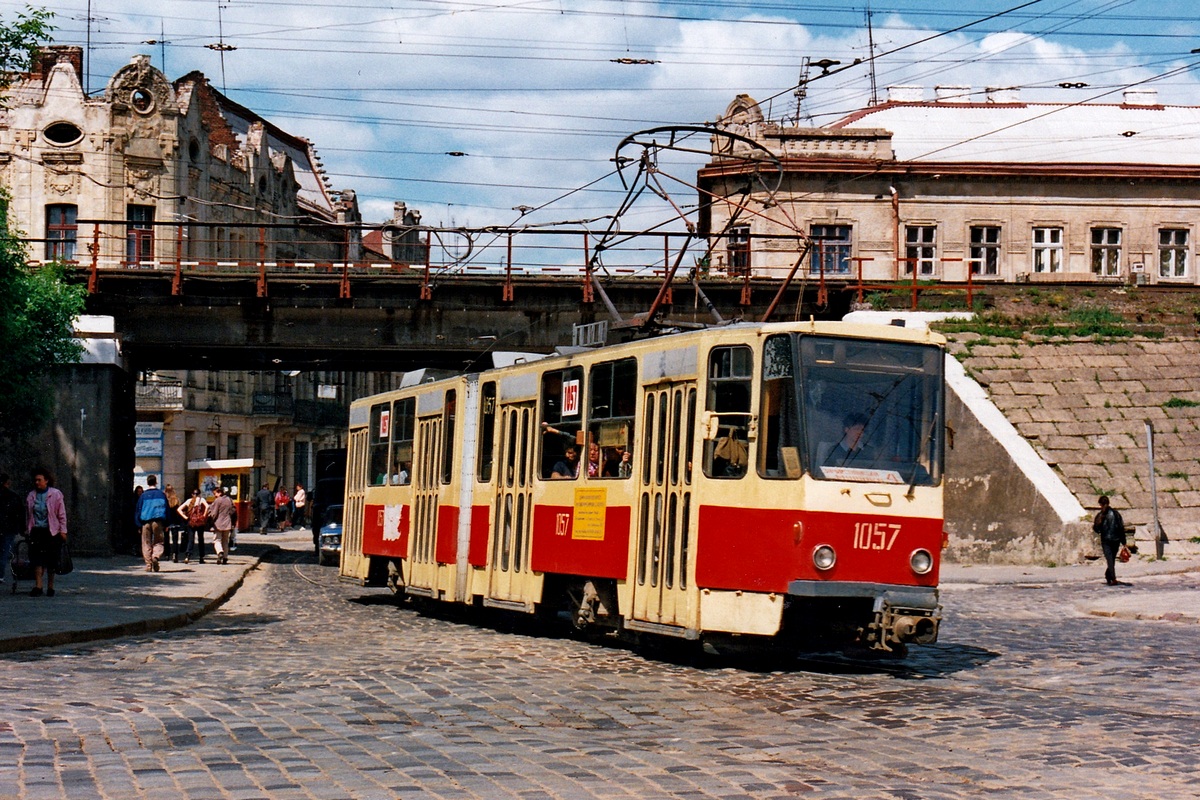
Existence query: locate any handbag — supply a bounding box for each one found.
[55,537,73,575]
[1118,545,1131,563]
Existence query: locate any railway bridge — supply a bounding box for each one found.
[81,266,861,372]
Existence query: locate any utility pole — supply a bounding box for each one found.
[866,3,879,106]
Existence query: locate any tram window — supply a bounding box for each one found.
[368,402,391,486]
[540,366,584,479]
[477,382,497,482]
[588,358,636,479]
[390,397,414,485]
[703,345,752,479]
[684,389,696,484]
[759,334,802,479]
[441,390,456,485]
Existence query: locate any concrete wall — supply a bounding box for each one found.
[2,363,135,557]
[944,386,1092,564]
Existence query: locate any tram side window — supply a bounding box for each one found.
[390,397,414,485]
[759,334,802,479]
[441,390,456,485]
[477,382,497,482]
[540,366,584,480]
[369,402,391,486]
[588,358,636,479]
[704,345,752,479]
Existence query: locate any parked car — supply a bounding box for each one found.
[317,505,343,566]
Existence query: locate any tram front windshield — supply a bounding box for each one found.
[798,335,943,486]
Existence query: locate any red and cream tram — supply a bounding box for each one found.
[339,320,946,656]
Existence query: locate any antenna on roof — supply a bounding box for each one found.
[866,2,879,106]
[204,2,237,94]
[793,57,812,126]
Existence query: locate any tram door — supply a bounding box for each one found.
[489,403,535,602]
[632,383,697,628]
[409,412,443,591]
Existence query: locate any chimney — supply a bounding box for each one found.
[985,86,1020,104]
[33,45,83,83]
[887,85,924,103]
[934,85,971,102]
[1123,88,1159,107]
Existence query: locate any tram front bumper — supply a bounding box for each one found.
[786,581,941,652]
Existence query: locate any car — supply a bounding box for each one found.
[317,504,343,566]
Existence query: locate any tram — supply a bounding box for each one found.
[339,320,947,656]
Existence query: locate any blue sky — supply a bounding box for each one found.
[12,1,1200,233]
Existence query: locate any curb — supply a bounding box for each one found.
[0,548,275,655]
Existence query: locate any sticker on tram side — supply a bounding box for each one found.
[572,487,606,541]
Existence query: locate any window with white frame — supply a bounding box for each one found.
[809,225,852,274]
[969,226,1000,276]
[1032,227,1063,273]
[1159,228,1189,278]
[1090,228,1121,276]
[905,225,937,276]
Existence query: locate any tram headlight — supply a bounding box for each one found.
[812,545,836,571]
[910,548,934,575]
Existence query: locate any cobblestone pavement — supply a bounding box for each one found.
[2,540,1199,799]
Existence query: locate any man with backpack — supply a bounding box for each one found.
[136,475,169,572]
[177,488,209,564]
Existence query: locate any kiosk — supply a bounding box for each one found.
[187,458,260,532]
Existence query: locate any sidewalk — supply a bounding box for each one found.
[943,543,1200,625]
[0,529,314,654]
[1,533,1197,655]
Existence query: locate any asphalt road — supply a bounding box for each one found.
[2,537,1198,800]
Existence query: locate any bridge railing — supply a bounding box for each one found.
[25,220,828,297]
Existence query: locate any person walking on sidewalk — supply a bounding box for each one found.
[1094,495,1128,586]
[207,486,235,565]
[136,475,169,572]
[177,488,209,564]
[26,467,67,596]
[0,473,25,585]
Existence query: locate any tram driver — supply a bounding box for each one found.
[824,411,876,468]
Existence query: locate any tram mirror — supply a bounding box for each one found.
[702,411,720,440]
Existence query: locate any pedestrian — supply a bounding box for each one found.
[25,467,68,597]
[177,488,209,564]
[164,483,182,562]
[256,483,273,534]
[274,485,291,531]
[207,485,235,565]
[1093,495,1128,586]
[136,475,169,572]
[0,473,25,585]
[293,483,307,529]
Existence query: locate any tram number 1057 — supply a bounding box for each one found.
[853,521,902,551]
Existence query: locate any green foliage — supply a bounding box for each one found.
[0,211,85,439]
[0,6,53,96]
[1163,397,1200,409]
[931,313,1023,339]
[1166,471,1188,480]
[932,306,1133,340]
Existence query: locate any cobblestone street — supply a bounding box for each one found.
[2,538,1198,800]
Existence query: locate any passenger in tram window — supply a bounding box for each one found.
[394,462,410,485]
[551,446,579,479]
[603,445,632,478]
[585,441,602,478]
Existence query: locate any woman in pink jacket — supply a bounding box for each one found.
[26,467,68,597]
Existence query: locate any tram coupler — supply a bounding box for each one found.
[864,602,941,653]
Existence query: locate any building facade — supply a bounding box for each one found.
[700,87,1200,287]
[0,47,412,538]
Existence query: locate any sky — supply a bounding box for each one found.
[12,0,1200,239]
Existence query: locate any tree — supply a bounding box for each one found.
[0,7,85,440]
